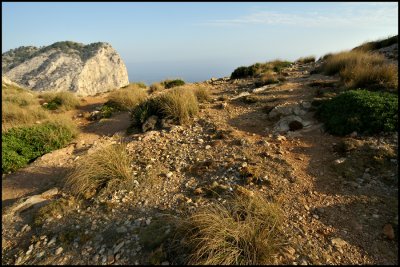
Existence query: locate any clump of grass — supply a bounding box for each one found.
[34,196,77,226]
[157,87,199,124]
[64,144,133,199]
[317,89,398,135]
[242,95,259,104]
[174,191,285,265]
[40,91,80,110]
[2,120,78,173]
[132,87,198,126]
[296,56,315,64]
[107,87,148,111]
[193,86,211,103]
[161,79,185,89]
[321,50,397,90]
[340,63,398,90]
[353,35,398,52]
[149,82,164,94]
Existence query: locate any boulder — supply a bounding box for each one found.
[2,41,129,96]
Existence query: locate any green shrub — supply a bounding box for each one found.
[2,122,77,173]
[317,90,398,135]
[161,79,185,89]
[231,60,291,79]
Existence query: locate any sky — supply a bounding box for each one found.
[2,2,398,84]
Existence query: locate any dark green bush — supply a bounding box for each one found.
[2,122,77,173]
[161,79,185,89]
[317,90,398,135]
[231,61,292,79]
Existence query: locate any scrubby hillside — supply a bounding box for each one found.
[2,36,398,265]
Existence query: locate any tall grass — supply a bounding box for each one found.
[322,50,398,90]
[107,87,148,111]
[64,144,133,199]
[40,91,80,110]
[132,87,199,126]
[174,191,285,265]
[296,56,316,64]
[193,86,211,103]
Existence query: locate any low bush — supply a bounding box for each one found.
[2,121,77,173]
[107,87,148,111]
[317,90,398,135]
[231,60,291,79]
[40,91,80,110]
[161,79,185,89]
[174,191,284,264]
[64,143,133,199]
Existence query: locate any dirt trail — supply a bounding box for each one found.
[2,62,397,265]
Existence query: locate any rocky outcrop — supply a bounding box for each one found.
[2,41,129,96]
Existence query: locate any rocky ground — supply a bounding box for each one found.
[2,62,398,265]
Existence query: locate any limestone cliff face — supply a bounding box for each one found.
[2,41,129,96]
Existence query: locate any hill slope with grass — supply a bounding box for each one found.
[1,36,398,265]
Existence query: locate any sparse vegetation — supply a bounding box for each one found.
[64,143,133,199]
[317,90,398,135]
[2,120,78,173]
[40,91,80,110]
[161,79,185,89]
[174,191,284,264]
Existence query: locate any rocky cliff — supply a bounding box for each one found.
[2,41,129,96]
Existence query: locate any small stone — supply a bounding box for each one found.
[166,172,173,178]
[21,224,31,232]
[372,214,380,219]
[48,237,56,246]
[383,224,395,240]
[114,241,125,254]
[198,139,204,144]
[331,237,347,248]
[205,145,211,150]
[146,218,152,225]
[241,162,248,168]
[313,214,320,219]
[55,246,63,255]
[334,158,346,164]
[36,251,45,258]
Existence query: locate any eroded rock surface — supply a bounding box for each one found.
[2,41,129,96]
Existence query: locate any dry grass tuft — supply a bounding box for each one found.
[193,86,211,103]
[107,87,148,111]
[175,191,285,265]
[296,56,316,64]
[40,91,80,110]
[149,82,164,94]
[64,143,133,199]
[156,87,199,124]
[322,50,398,90]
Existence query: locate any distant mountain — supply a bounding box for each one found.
[2,41,129,96]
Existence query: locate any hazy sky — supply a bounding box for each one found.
[2,2,398,84]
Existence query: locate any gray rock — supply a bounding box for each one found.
[116,226,127,233]
[142,115,158,132]
[3,42,129,96]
